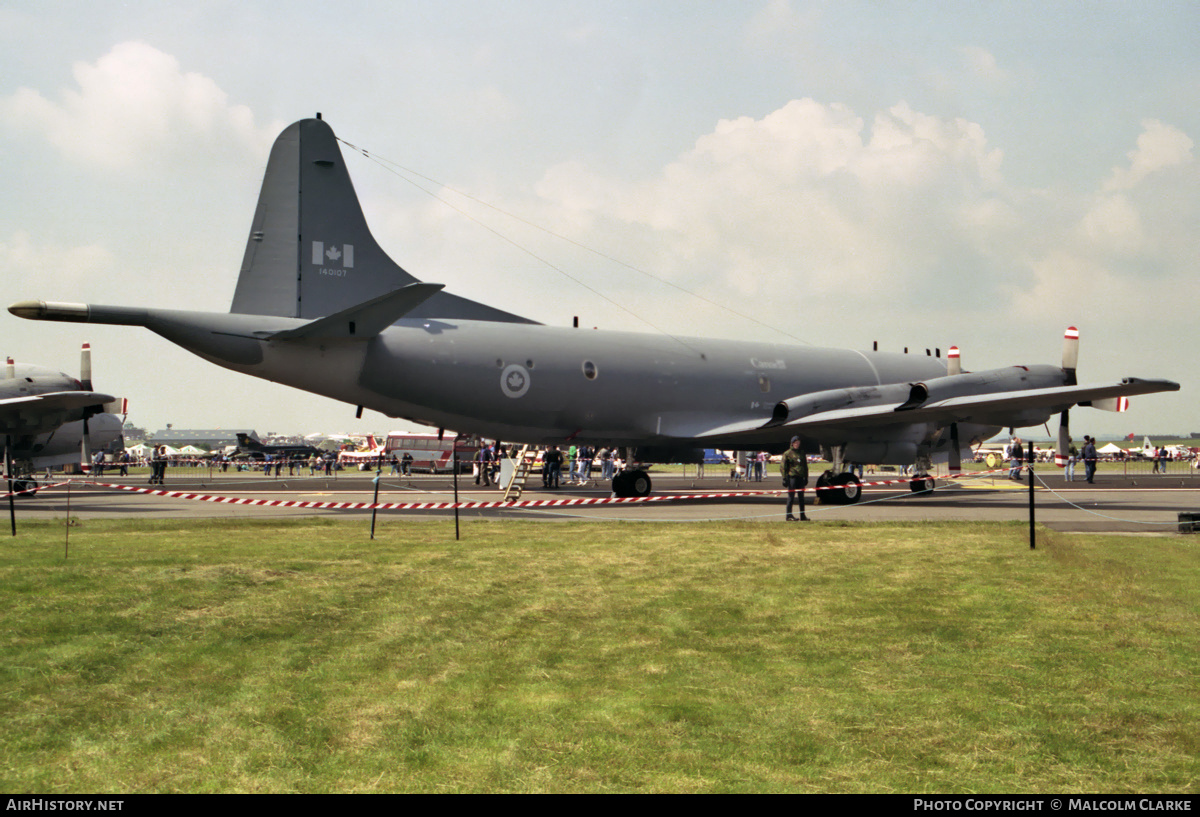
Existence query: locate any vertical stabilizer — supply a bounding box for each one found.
[231,117,534,324]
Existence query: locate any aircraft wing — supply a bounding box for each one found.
[788,378,1178,430]
[0,390,117,436]
[0,391,116,413]
[693,378,1179,440]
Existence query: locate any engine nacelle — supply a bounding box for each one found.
[771,383,912,425]
[896,364,1067,411]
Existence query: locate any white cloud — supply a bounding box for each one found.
[1079,194,1144,254]
[958,46,1009,84]
[744,0,811,46]
[1103,119,1194,192]
[1012,249,1164,324]
[0,230,115,294]
[2,41,276,171]
[531,98,1012,316]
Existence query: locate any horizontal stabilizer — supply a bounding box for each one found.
[266,283,445,340]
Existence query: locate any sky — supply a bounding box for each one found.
[1,0,1196,439]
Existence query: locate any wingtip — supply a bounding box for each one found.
[9,300,90,321]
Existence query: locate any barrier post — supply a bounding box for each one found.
[369,454,382,540]
[1028,441,1036,549]
[5,438,14,537]
[452,437,461,541]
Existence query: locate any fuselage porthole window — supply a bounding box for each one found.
[582,361,598,380]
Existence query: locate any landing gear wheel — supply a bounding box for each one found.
[909,476,935,494]
[816,472,861,505]
[629,469,652,497]
[612,470,652,498]
[11,478,37,497]
[835,473,861,504]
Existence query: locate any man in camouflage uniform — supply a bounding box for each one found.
[781,435,809,522]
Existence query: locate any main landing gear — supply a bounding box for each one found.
[815,443,862,505]
[5,477,38,497]
[611,469,652,498]
[909,475,936,494]
[815,471,861,505]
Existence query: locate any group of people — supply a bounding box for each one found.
[147,445,169,484]
[91,449,132,478]
[471,443,617,489]
[388,452,415,476]
[1050,435,1099,483]
[731,451,772,482]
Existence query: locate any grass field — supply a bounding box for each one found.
[1,518,1196,793]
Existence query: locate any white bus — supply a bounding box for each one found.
[382,432,480,473]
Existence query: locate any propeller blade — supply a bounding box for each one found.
[5,357,13,379]
[80,343,93,391]
[1062,326,1078,386]
[948,422,961,472]
[81,415,91,469]
[1055,410,1070,468]
[946,346,961,376]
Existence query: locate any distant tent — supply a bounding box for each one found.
[1097,443,1124,455]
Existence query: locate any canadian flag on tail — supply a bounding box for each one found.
[311,242,354,268]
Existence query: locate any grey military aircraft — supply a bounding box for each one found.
[0,344,124,492]
[234,432,323,462]
[9,116,1179,502]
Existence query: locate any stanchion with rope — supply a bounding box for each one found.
[1028,440,1036,549]
[65,478,71,559]
[369,454,382,540]
[5,436,14,537]
[451,433,461,541]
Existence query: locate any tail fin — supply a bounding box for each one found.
[235,433,263,450]
[231,116,535,325]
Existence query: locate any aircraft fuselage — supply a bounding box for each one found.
[83,303,1002,461]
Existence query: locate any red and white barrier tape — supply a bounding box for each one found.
[6,469,1016,509]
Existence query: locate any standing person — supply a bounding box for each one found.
[1009,437,1024,481]
[475,443,493,486]
[1082,436,1098,484]
[781,436,809,522]
[576,445,591,482]
[544,445,562,489]
[152,445,168,485]
[1065,437,1077,482]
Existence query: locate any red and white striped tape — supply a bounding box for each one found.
[4,470,1019,509]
